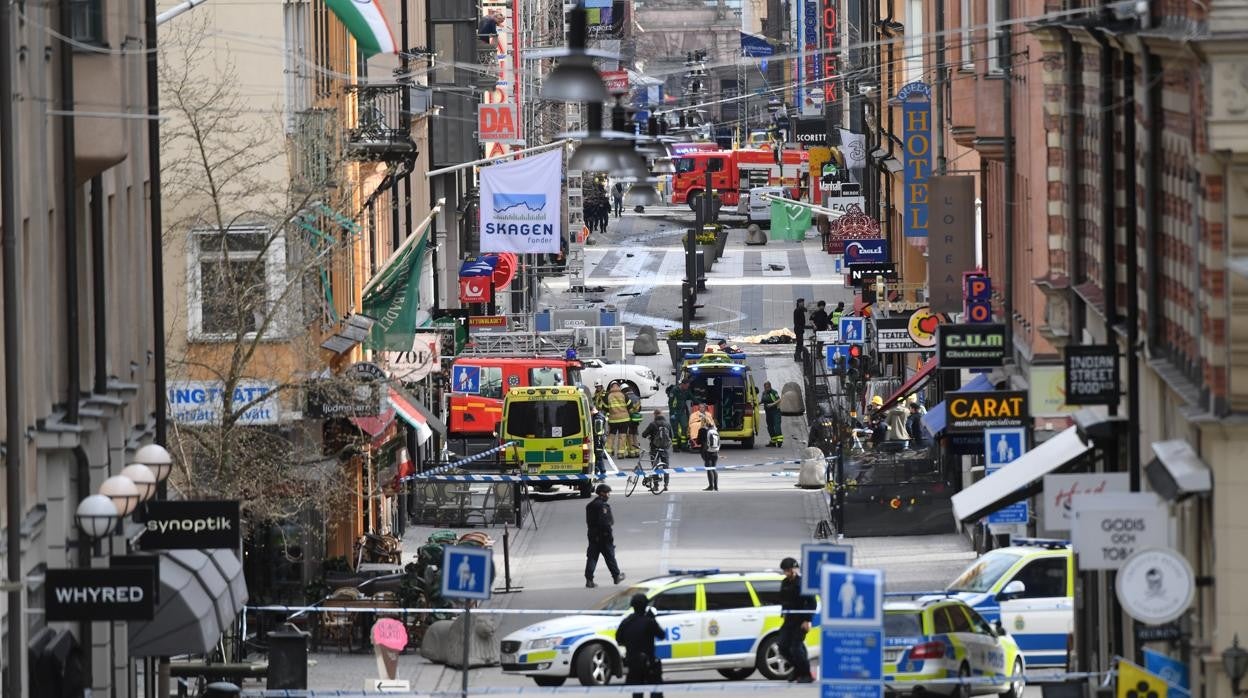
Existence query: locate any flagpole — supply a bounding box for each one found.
[425,139,571,178]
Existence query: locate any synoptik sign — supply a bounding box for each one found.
[137,500,241,550]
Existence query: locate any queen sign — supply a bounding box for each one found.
[826,203,882,255]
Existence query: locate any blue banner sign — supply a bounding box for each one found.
[898,82,931,239]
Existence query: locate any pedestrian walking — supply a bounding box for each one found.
[585,484,625,588]
[701,423,721,491]
[612,182,625,217]
[906,398,926,448]
[591,406,609,479]
[617,593,666,698]
[640,410,672,491]
[792,298,809,362]
[777,557,815,683]
[761,381,783,447]
[666,384,690,451]
[606,382,631,456]
[810,301,830,333]
[626,387,643,457]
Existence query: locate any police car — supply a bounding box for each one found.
[944,539,1073,668]
[884,598,1025,698]
[499,570,820,686]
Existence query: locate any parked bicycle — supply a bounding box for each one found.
[625,451,668,497]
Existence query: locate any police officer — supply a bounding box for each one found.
[761,381,783,447]
[666,384,690,451]
[585,484,624,588]
[591,406,609,479]
[830,301,845,328]
[617,593,666,698]
[777,557,815,683]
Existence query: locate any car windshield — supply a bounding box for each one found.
[505,401,584,439]
[884,611,924,637]
[674,158,696,174]
[597,587,650,611]
[946,551,1023,593]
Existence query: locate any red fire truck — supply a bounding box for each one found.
[671,148,809,209]
[447,356,583,440]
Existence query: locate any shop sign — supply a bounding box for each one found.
[844,238,888,264]
[45,567,157,621]
[927,176,976,313]
[1042,473,1130,531]
[906,306,947,348]
[136,500,241,550]
[819,0,839,108]
[1064,345,1120,406]
[1071,493,1168,571]
[1116,548,1195,625]
[874,317,923,354]
[468,315,508,329]
[938,323,1006,368]
[964,273,992,323]
[305,381,383,419]
[381,332,442,383]
[477,104,519,143]
[825,195,866,216]
[848,262,897,287]
[898,81,931,240]
[168,381,280,426]
[346,361,388,382]
[1029,364,1079,417]
[946,391,1028,433]
[601,70,629,94]
[793,116,829,144]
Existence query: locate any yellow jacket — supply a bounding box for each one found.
[688,410,716,437]
[606,387,631,423]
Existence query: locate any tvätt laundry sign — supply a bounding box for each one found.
[479,149,563,254]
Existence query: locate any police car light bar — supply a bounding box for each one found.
[668,568,721,577]
[1010,537,1070,549]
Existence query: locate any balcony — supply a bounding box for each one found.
[345,84,417,162]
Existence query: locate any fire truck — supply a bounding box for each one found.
[671,148,809,209]
[447,355,583,444]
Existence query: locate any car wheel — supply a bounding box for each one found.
[574,642,615,686]
[742,436,755,449]
[999,659,1024,698]
[719,668,755,681]
[756,634,792,680]
[533,677,566,687]
[952,662,972,698]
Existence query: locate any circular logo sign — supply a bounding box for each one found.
[1115,547,1195,626]
[906,306,946,347]
[707,619,720,637]
[371,618,408,651]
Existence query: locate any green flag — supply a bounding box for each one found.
[362,235,428,350]
[770,200,810,241]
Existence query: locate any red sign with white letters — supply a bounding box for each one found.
[459,277,490,304]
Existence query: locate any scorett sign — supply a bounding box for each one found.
[137,500,241,550]
[45,567,157,621]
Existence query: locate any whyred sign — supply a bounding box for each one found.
[478,104,519,143]
[601,70,629,94]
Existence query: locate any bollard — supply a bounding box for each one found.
[266,629,309,689]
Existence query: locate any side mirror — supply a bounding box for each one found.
[998,580,1026,600]
[994,620,1007,637]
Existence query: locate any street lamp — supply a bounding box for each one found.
[99,475,140,517]
[131,443,173,484]
[120,463,157,502]
[539,2,608,103]
[1224,635,1248,696]
[75,494,121,540]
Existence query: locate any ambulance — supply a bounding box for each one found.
[677,352,761,447]
[499,386,595,496]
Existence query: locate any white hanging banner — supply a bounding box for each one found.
[479,148,563,254]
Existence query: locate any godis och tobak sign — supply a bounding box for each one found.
[946,391,1029,433]
[898,82,932,240]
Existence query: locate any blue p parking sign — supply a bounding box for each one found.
[441,546,493,601]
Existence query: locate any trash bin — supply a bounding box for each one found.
[267,629,310,689]
[205,682,241,698]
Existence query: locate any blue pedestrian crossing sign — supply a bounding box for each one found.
[452,365,480,394]
[839,317,866,344]
[801,543,853,596]
[821,565,883,626]
[441,545,493,601]
[826,344,850,369]
[984,427,1026,467]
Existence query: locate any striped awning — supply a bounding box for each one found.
[387,386,445,445]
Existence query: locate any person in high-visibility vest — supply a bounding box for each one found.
[761,381,783,447]
[606,382,631,457]
[830,301,846,329]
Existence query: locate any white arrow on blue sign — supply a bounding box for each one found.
[801,543,853,596]
[441,545,493,601]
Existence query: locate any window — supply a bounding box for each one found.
[529,367,566,387]
[885,612,923,637]
[966,608,996,636]
[703,581,756,610]
[674,158,696,174]
[947,551,1022,593]
[749,579,784,607]
[986,0,1005,74]
[504,401,584,438]
[904,0,924,83]
[944,605,973,633]
[432,23,457,83]
[189,227,287,340]
[1006,557,1067,599]
[69,0,104,45]
[651,584,697,612]
[478,366,504,399]
[959,0,973,69]
[932,608,955,635]
[705,158,726,173]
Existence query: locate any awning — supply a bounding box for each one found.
[950,426,1092,522]
[129,549,248,657]
[878,357,938,412]
[387,386,446,445]
[349,409,396,438]
[920,373,996,438]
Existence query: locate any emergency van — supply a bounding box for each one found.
[943,539,1074,668]
[500,386,595,496]
[447,356,583,440]
[677,352,760,447]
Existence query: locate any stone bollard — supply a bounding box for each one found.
[745,224,768,246]
[779,382,804,415]
[797,446,828,489]
[419,613,500,668]
[632,330,660,356]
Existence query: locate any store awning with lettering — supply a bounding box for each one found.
[950,426,1092,522]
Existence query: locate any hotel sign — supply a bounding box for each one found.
[899,81,931,240]
[946,391,1029,433]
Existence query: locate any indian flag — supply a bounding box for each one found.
[326,0,397,57]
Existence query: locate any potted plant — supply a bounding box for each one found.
[695,227,718,266]
[705,223,729,260]
[666,328,707,369]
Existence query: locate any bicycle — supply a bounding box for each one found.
[625,451,668,496]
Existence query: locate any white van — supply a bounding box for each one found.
[743,186,788,227]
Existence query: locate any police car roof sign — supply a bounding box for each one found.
[801,543,853,596]
[441,545,493,601]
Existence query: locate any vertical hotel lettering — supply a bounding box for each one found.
[898,81,932,239]
[820,0,838,109]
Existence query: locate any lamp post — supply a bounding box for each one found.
[100,475,141,519]
[75,494,121,542]
[132,443,173,489]
[1224,635,1248,696]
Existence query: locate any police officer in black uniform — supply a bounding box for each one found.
[585,484,625,588]
[778,557,815,682]
[617,592,666,698]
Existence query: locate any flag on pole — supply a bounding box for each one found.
[325,0,397,57]
[770,200,811,241]
[363,235,428,350]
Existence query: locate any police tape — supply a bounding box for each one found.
[248,605,820,617]
[404,443,518,481]
[405,456,816,483]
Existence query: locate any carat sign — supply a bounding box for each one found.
[479,148,563,254]
[478,105,520,143]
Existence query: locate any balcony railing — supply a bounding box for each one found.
[345,84,416,162]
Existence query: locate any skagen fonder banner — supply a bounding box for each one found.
[479,148,563,254]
